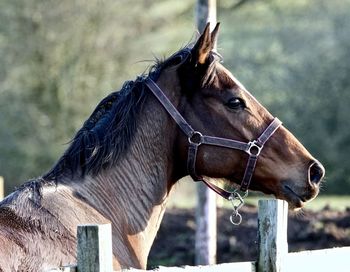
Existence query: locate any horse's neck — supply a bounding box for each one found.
[63,93,179,268]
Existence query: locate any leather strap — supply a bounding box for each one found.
[201,178,233,200]
[257,118,282,146]
[145,78,195,137]
[202,136,249,151]
[240,118,282,191]
[240,155,258,191]
[187,143,201,180]
[145,78,282,197]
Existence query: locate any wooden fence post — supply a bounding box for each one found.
[0,176,4,200]
[77,224,113,272]
[257,199,288,272]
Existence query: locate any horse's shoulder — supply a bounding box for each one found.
[0,190,32,232]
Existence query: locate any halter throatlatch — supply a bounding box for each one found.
[145,78,282,224]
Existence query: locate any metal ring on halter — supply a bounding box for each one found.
[230,212,242,225]
[246,140,262,157]
[188,131,203,146]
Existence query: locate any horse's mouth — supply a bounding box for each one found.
[282,185,315,210]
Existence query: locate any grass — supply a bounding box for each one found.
[168,179,350,211]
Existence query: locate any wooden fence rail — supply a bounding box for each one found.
[45,199,350,272]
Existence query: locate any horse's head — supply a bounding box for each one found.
[153,23,324,210]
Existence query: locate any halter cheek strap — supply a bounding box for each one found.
[145,78,282,198]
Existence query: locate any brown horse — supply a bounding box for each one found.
[0,23,324,271]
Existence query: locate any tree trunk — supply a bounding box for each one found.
[194,0,217,266]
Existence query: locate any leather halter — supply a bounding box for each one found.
[145,78,282,199]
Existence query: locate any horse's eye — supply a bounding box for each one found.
[225,97,245,110]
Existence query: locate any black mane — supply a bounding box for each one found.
[43,47,193,181]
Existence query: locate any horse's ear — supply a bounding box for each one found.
[211,23,220,46]
[192,22,220,65]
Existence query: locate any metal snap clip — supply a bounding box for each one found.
[228,190,248,226]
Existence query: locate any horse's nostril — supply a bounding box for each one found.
[309,161,325,185]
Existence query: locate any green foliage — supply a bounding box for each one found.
[0,0,350,194]
[0,0,194,192]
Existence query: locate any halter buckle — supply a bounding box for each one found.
[246,140,262,157]
[188,131,203,146]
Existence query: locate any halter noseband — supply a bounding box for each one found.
[145,78,282,199]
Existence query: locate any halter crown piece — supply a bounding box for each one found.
[145,78,282,225]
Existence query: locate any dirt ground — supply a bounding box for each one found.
[148,205,350,268]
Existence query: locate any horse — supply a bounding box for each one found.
[0,23,324,271]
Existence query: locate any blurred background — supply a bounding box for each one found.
[0,0,349,267]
